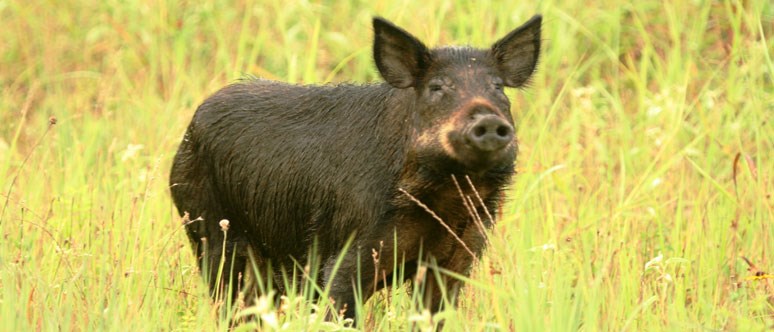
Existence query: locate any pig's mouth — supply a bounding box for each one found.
[447,130,517,172]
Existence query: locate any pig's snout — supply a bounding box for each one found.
[465,114,514,152]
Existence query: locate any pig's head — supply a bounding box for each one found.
[373,16,541,174]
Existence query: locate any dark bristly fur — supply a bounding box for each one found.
[169,15,542,322]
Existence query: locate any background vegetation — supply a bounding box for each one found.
[1,0,771,330]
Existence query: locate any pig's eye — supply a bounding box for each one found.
[429,83,443,92]
[427,78,446,94]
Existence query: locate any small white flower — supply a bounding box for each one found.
[644,252,663,271]
[120,144,144,161]
[254,293,273,314]
[647,106,662,117]
[529,243,556,252]
[219,219,230,231]
[408,310,432,323]
[647,207,657,217]
[137,169,148,183]
[260,312,279,329]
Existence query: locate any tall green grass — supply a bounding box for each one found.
[1,0,771,330]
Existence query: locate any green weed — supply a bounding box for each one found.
[1,0,771,330]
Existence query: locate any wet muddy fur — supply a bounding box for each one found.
[170,15,542,322]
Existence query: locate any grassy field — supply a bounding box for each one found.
[1,0,772,330]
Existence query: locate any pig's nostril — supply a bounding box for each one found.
[473,126,487,137]
[496,125,510,137]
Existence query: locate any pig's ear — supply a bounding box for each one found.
[490,15,542,87]
[373,17,431,88]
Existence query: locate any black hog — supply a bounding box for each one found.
[170,15,541,320]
